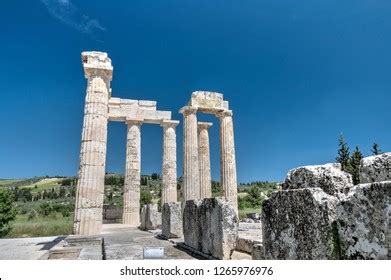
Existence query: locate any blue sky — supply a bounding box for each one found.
[0,0,390,182]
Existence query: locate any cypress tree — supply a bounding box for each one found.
[350,146,363,185]
[336,134,351,172]
[371,143,382,155]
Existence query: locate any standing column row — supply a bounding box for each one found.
[161,120,180,204]
[218,110,238,213]
[180,106,200,201]
[198,122,213,199]
[123,120,142,225]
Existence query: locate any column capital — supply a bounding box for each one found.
[161,120,180,128]
[126,118,144,126]
[198,122,213,130]
[179,106,198,116]
[216,110,233,119]
[82,51,113,80]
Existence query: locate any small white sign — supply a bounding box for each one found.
[143,247,165,259]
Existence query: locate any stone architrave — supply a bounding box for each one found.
[74,52,113,235]
[198,122,213,199]
[123,120,142,225]
[161,120,180,204]
[180,106,200,201]
[218,110,238,213]
[162,202,183,239]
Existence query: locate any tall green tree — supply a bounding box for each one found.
[0,189,17,237]
[350,146,363,185]
[336,134,351,172]
[371,143,382,155]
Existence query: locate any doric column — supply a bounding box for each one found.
[123,120,142,225]
[179,106,200,201]
[218,110,238,213]
[161,120,180,204]
[74,52,113,235]
[198,122,213,199]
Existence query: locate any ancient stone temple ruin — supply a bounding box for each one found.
[180,92,238,211]
[74,51,239,236]
[74,52,180,235]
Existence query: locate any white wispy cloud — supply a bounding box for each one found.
[40,0,105,36]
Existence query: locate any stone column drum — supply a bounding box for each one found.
[161,120,180,204]
[218,110,238,213]
[180,107,200,201]
[198,122,213,199]
[74,52,113,235]
[123,120,142,225]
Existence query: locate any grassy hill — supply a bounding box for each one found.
[1,174,279,238]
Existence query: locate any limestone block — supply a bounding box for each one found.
[82,51,113,79]
[138,100,157,108]
[162,202,183,239]
[247,213,261,220]
[336,182,390,259]
[360,153,391,183]
[183,200,203,250]
[140,204,161,230]
[283,163,353,197]
[183,198,239,260]
[252,244,264,260]
[200,198,238,260]
[190,91,227,112]
[262,188,339,260]
[140,205,147,230]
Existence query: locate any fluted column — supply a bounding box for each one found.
[123,120,142,225]
[74,52,113,235]
[180,106,200,201]
[161,120,180,204]
[218,110,238,213]
[198,122,213,199]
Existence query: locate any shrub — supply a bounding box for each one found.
[0,189,17,237]
[38,202,54,216]
[27,209,38,220]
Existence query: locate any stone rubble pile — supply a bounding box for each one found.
[258,154,391,260]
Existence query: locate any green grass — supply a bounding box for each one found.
[239,208,260,220]
[0,179,24,186]
[21,178,63,193]
[6,214,73,238]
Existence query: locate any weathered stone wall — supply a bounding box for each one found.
[259,160,391,260]
[162,202,183,239]
[262,188,339,260]
[183,198,238,260]
[360,153,391,183]
[337,181,390,259]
